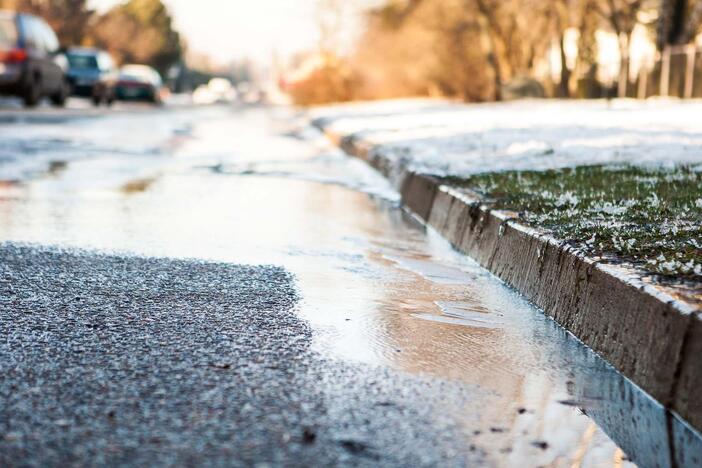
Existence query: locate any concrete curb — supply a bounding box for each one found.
[317,123,702,463]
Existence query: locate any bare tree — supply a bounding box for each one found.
[682,0,702,41]
[473,0,506,99]
[575,0,601,96]
[549,0,577,97]
[425,0,491,100]
[596,0,646,96]
[13,0,93,46]
[658,0,687,47]
[90,0,182,74]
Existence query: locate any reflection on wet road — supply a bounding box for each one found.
[0,105,681,466]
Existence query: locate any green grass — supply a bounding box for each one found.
[441,165,702,281]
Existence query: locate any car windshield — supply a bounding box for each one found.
[120,72,148,83]
[121,66,160,85]
[0,16,17,48]
[68,54,98,70]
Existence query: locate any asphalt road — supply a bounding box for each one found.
[1,244,484,466]
[0,102,661,466]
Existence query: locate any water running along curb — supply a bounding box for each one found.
[316,123,702,465]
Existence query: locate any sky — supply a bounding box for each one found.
[89,0,379,65]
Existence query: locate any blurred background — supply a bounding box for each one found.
[1,0,702,106]
[284,0,702,104]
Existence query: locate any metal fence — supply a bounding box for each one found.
[574,44,702,99]
[635,44,702,99]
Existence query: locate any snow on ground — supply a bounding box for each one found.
[310,98,702,176]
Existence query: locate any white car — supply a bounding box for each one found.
[193,78,237,105]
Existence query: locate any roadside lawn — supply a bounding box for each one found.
[442,165,701,281]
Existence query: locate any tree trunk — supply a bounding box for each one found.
[683,1,702,43]
[486,36,503,101]
[474,0,503,100]
[617,33,630,98]
[658,0,688,48]
[559,33,571,97]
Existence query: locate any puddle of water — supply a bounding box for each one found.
[0,106,224,183]
[436,300,493,316]
[382,253,478,284]
[418,300,505,329]
[204,154,399,203]
[411,312,504,328]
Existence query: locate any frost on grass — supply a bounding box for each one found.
[442,165,702,281]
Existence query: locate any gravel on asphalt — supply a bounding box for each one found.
[0,243,481,467]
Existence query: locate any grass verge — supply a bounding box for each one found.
[441,165,702,282]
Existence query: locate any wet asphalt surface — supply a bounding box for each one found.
[0,100,656,466]
[0,244,480,466]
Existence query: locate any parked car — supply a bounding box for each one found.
[66,47,118,106]
[115,64,162,103]
[208,78,237,102]
[192,78,237,105]
[0,10,69,107]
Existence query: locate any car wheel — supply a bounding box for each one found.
[50,80,70,107]
[149,89,162,105]
[23,76,41,108]
[92,94,102,107]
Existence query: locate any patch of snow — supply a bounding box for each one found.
[311,98,702,176]
[554,191,579,208]
[589,201,629,216]
[504,140,553,156]
[646,193,661,207]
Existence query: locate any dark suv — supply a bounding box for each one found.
[0,11,69,107]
